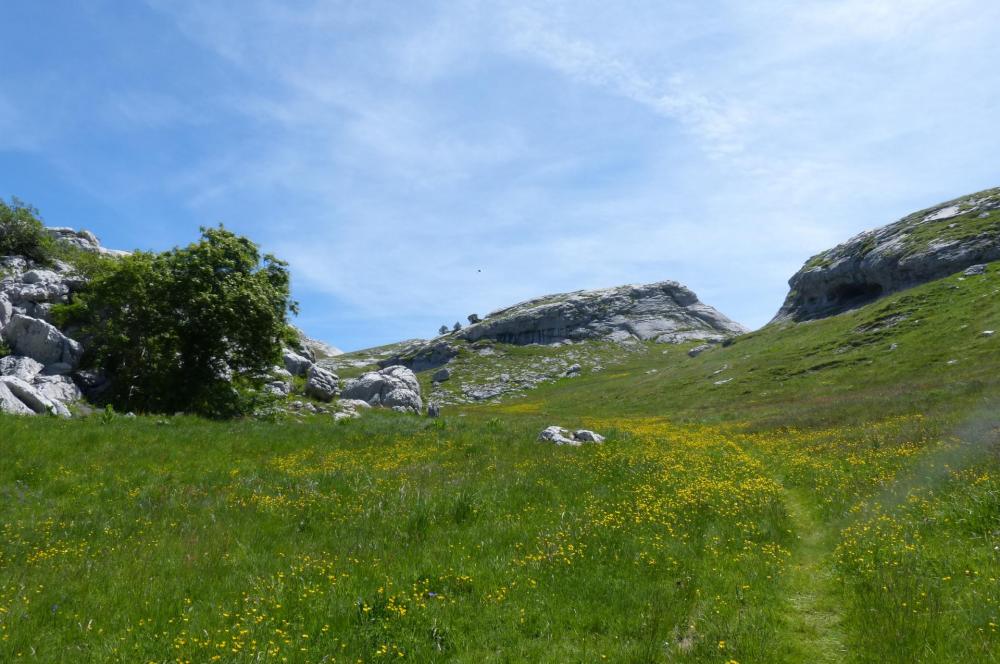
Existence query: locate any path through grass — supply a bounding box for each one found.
[779,487,848,663]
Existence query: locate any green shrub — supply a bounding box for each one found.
[71,225,297,418]
[0,197,55,262]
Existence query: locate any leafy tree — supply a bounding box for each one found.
[0,197,55,262]
[72,225,296,417]
[438,325,449,336]
[453,321,462,332]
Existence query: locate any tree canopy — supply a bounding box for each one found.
[71,226,296,417]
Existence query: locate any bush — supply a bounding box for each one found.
[72,225,297,417]
[0,197,54,262]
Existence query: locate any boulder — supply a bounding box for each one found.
[0,355,44,382]
[0,376,70,417]
[432,367,451,382]
[0,382,34,415]
[32,375,82,405]
[341,365,422,413]
[282,349,314,377]
[264,380,292,397]
[964,264,988,276]
[573,429,606,443]
[538,425,605,446]
[688,343,713,358]
[427,402,441,418]
[2,315,83,368]
[305,365,339,401]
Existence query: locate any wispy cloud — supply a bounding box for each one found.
[4,0,999,348]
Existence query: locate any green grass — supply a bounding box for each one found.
[2,263,1000,662]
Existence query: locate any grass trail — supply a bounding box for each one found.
[779,487,849,663]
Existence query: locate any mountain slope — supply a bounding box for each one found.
[774,186,1000,322]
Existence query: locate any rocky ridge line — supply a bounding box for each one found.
[774,187,1000,322]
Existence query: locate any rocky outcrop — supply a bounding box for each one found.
[0,226,133,416]
[304,365,339,401]
[340,365,423,414]
[452,281,745,346]
[774,187,1000,322]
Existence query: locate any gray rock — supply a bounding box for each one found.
[378,340,458,372]
[0,376,69,417]
[432,367,452,382]
[32,375,82,405]
[427,402,441,418]
[341,365,422,413]
[688,343,713,358]
[337,398,372,411]
[774,187,1000,322]
[0,382,34,415]
[0,293,12,329]
[41,362,73,376]
[264,380,292,397]
[0,355,44,382]
[538,426,606,446]
[964,264,988,276]
[573,429,605,443]
[563,364,581,377]
[453,281,746,346]
[304,365,339,402]
[2,315,83,368]
[282,348,314,377]
[44,227,130,258]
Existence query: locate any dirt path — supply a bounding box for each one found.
[778,487,849,663]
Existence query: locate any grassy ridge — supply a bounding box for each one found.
[1,263,1000,662]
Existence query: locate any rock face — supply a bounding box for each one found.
[453,281,745,346]
[774,187,1000,322]
[340,365,423,413]
[0,226,126,416]
[3,315,83,367]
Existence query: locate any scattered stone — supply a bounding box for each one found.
[573,429,605,443]
[889,343,898,351]
[714,378,733,386]
[981,330,995,337]
[946,359,959,365]
[688,344,713,358]
[427,402,441,418]
[964,264,988,276]
[264,380,292,397]
[538,425,605,445]
[564,364,581,377]
[432,367,452,382]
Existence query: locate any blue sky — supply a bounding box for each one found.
[1,0,998,351]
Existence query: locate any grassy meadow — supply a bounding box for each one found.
[2,264,1000,663]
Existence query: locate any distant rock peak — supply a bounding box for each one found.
[454,280,747,346]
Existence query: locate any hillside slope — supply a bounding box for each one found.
[774,186,1000,321]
